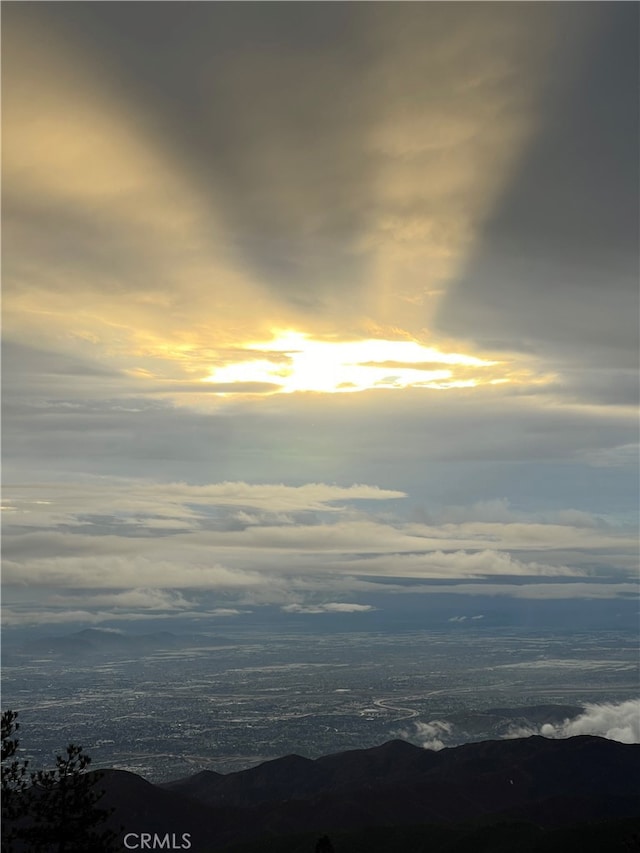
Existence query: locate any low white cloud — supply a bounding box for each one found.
[393,582,638,600]
[437,499,607,528]
[282,602,374,614]
[82,626,123,634]
[331,548,579,578]
[399,720,454,751]
[579,443,640,469]
[49,588,193,611]
[1,608,165,627]
[208,608,248,617]
[1,604,250,627]
[2,480,404,522]
[1,554,270,591]
[448,614,484,622]
[503,699,640,744]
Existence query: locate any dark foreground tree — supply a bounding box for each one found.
[1,710,120,853]
[2,710,32,852]
[315,834,335,853]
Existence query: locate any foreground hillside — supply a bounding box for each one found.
[88,735,640,852]
[221,818,640,853]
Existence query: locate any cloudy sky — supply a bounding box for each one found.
[2,3,638,631]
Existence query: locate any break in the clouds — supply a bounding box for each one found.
[2,3,637,629]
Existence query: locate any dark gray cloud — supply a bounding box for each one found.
[4,2,377,312]
[2,342,122,391]
[5,2,596,322]
[436,4,639,369]
[543,369,640,408]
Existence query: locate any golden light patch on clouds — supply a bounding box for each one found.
[358,5,574,336]
[201,330,541,395]
[2,17,281,363]
[4,26,206,239]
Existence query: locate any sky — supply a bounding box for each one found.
[2,2,638,633]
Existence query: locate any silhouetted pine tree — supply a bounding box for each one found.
[1,710,120,853]
[2,710,32,852]
[315,834,335,853]
[27,743,120,852]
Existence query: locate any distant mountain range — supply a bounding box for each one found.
[5,628,232,660]
[86,735,639,852]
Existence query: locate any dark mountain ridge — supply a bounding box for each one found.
[88,734,640,851]
[161,734,637,807]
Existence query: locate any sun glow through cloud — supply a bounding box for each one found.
[203,331,500,394]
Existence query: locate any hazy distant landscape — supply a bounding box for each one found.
[3,627,637,782]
